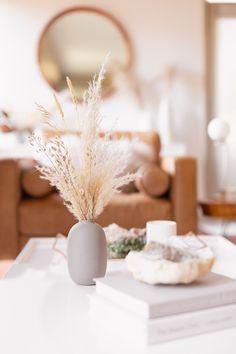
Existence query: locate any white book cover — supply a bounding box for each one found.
[89,293,236,346]
[95,271,236,319]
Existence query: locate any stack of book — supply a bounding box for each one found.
[90,270,236,345]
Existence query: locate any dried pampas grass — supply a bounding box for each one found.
[30,60,136,221]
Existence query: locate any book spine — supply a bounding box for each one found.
[90,295,236,345]
[153,288,236,319]
[148,303,236,344]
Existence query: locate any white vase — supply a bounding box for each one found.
[67,221,107,285]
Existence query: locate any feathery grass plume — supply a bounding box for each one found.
[35,103,51,120]
[30,60,136,221]
[53,93,64,119]
[35,103,59,130]
[66,76,78,110]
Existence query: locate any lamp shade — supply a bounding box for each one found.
[207,118,230,142]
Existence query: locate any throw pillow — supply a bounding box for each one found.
[135,162,170,197]
[22,167,53,197]
[116,139,159,193]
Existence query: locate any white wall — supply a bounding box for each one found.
[0,0,206,196]
[210,4,236,189]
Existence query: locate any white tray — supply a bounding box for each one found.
[6,235,236,280]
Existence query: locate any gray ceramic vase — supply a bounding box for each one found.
[67,220,107,286]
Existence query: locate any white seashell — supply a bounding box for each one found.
[126,241,215,285]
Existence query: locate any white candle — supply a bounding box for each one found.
[146,220,177,243]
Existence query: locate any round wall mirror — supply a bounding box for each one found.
[38,7,133,99]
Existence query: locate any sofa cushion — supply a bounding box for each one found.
[19,193,172,236]
[135,163,170,197]
[97,193,172,229]
[22,167,53,197]
[19,193,76,236]
[116,140,160,193]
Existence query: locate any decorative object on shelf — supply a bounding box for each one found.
[126,236,215,285]
[208,117,230,199]
[113,63,176,137]
[146,220,176,244]
[104,223,146,259]
[208,118,230,142]
[30,60,136,285]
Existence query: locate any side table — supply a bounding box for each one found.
[200,200,236,238]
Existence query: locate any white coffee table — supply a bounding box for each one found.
[1,236,236,354]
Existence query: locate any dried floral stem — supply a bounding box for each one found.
[55,138,87,219]
[31,59,136,221]
[66,76,78,111]
[53,94,64,119]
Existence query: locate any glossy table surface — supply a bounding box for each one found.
[1,236,236,354]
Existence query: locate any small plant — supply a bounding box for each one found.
[30,60,135,221]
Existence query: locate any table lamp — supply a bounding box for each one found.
[207,118,230,199]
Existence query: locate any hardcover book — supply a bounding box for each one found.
[95,271,236,319]
[90,293,236,345]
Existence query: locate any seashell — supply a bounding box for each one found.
[126,240,215,285]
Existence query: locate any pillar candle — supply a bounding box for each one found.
[146,220,177,243]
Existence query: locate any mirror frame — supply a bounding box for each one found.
[37,6,134,99]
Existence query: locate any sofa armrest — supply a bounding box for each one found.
[161,156,197,234]
[0,159,21,259]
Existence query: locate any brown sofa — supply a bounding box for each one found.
[0,132,197,259]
